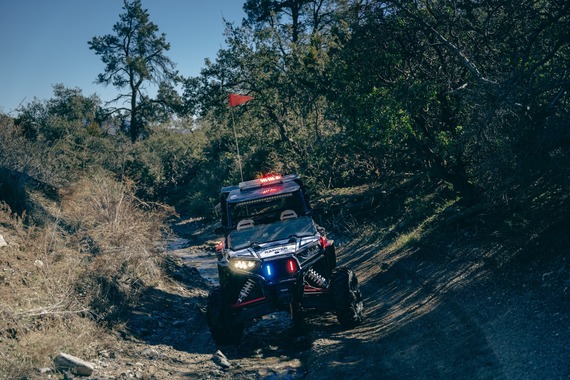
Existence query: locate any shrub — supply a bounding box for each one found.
[60,173,170,320]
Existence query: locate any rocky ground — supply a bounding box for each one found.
[58,213,569,380]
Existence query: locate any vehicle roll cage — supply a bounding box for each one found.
[220,174,311,231]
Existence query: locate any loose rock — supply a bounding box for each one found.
[212,350,231,369]
[54,353,95,376]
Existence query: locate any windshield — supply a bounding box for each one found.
[229,189,307,228]
[228,216,317,250]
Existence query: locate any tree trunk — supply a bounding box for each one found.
[130,84,139,143]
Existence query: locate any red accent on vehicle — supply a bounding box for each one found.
[216,241,223,252]
[304,285,328,293]
[230,296,266,308]
[287,259,298,274]
[319,236,329,248]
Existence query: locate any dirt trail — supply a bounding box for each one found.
[306,224,569,379]
[90,218,569,379]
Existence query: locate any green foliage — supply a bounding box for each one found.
[322,0,569,204]
[16,84,104,143]
[174,0,568,222]
[11,85,117,190]
[4,0,569,226]
[122,124,206,203]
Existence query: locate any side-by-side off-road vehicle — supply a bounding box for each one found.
[207,174,364,345]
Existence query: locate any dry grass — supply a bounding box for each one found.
[62,174,165,284]
[63,173,173,323]
[0,173,169,378]
[0,203,98,378]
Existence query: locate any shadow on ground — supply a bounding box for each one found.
[122,259,215,355]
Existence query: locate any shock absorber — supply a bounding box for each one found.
[237,279,256,303]
[307,268,329,288]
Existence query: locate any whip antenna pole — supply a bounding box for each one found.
[230,106,244,182]
[228,93,253,182]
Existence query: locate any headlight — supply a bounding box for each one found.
[231,259,258,271]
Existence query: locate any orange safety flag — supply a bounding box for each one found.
[229,93,254,107]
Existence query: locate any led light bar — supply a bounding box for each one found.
[239,174,283,190]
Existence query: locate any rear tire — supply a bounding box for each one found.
[330,267,364,327]
[206,287,243,345]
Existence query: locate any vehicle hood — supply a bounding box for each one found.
[227,216,319,254]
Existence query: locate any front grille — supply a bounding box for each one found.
[262,258,298,283]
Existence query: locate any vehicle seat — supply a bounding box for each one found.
[280,210,298,221]
[237,219,255,230]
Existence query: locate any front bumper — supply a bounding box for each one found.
[227,282,334,325]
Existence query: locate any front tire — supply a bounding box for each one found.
[330,267,364,327]
[206,287,244,345]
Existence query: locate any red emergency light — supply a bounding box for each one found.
[239,174,283,190]
[259,174,282,184]
[287,259,298,274]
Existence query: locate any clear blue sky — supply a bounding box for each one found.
[0,0,246,114]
